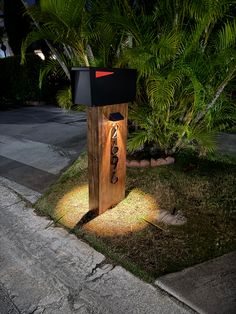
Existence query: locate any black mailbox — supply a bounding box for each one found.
[71,67,137,106]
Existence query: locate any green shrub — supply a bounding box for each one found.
[56,86,86,112]
[0,54,56,107]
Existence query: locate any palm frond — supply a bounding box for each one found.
[218,19,236,51]
[188,128,217,154]
[39,56,69,88]
[39,0,86,27]
[127,131,149,152]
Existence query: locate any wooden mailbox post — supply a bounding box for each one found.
[71,67,136,215]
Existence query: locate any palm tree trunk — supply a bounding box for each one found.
[194,65,236,124]
[169,65,236,155]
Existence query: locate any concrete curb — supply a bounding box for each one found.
[0,176,41,204]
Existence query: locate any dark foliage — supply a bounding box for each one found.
[0,54,57,108]
[3,0,32,55]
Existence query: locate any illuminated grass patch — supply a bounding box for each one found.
[53,184,158,236]
[83,189,157,236]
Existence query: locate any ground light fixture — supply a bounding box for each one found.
[71,67,137,214]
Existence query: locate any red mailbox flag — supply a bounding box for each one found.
[96,71,114,78]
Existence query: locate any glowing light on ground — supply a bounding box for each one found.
[54,185,158,236]
[53,184,89,229]
[83,189,158,236]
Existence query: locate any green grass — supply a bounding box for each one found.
[35,151,236,281]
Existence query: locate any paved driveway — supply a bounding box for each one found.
[0,105,87,192]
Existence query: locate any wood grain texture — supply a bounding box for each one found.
[87,104,128,214]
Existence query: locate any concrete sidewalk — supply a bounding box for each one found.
[155,252,236,314]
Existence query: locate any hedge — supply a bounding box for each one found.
[0,54,56,108]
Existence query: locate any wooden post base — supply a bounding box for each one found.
[87,103,128,215]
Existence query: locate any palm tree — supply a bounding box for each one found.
[21,0,236,155]
[21,0,93,79]
[116,0,236,155]
[21,0,145,109]
[21,0,128,105]
[21,0,128,79]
